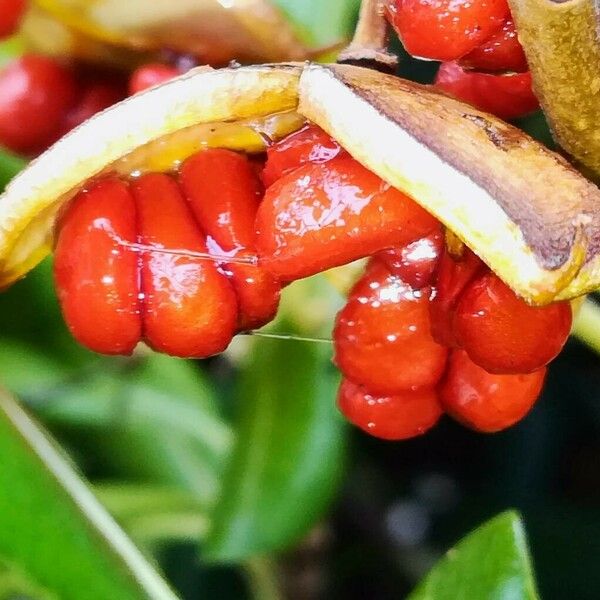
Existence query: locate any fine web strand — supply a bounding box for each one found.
[112,234,334,346]
[241,331,333,344]
[114,237,259,265]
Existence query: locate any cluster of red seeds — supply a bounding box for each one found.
[385,0,539,119]
[53,124,573,440]
[0,1,182,157]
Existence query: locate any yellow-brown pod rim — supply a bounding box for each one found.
[1,62,599,304]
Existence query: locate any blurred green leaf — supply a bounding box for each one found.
[409,511,539,600]
[95,483,209,547]
[0,148,26,190]
[0,36,26,69]
[28,353,233,511]
[204,321,346,562]
[0,557,55,600]
[273,0,360,47]
[0,390,178,599]
[0,259,87,361]
[512,111,555,149]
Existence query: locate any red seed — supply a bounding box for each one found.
[385,0,509,61]
[132,172,238,357]
[334,262,448,395]
[435,61,539,120]
[61,81,124,134]
[180,148,281,330]
[454,271,572,373]
[440,349,546,432]
[0,54,77,154]
[374,228,444,289]
[0,0,26,39]
[338,378,442,441]
[262,124,344,188]
[128,63,180,95]
[256,155,438,282]
[429,245,484,347]
[460,19,528,73]
[54,178,141,354]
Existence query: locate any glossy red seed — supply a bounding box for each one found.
[128,63,179,95]
[429,245,484,347]
[256,155,438,282]
[61,81,124,134]
[334,262,448,395]
[0,0,26,39]
[132,172,238,357]
[440,349,546,432]
[338,378,442,440]
[262,124,344,188]
[385,0,509,61]
[459,19,528,73]
[54,178,141,354]
[435,61,539,120]
[455,271,572,374]
[180,148,280,330]
[0,54,77,154]
[374,228,444,289]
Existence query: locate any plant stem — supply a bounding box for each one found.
[509,0,600,178]
[572,297,600,354]
[337,0,398,72]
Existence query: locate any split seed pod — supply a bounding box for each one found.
[1,62,599,304]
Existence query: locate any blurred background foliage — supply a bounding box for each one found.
[0,0,599,599]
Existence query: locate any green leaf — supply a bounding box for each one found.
[273,0,360,47]
[0,390,178,599]
[204,321,346,562]
[30,353,233,511]
[0,36,26,69]
[0,147,26,190]
[95,483,209,547]
[0,556,56,600]
[409,511,540,600]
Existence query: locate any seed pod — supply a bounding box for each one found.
[1,62,599,304]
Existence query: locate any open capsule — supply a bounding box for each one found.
[0,62,599,305]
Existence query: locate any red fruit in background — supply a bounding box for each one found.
[262,124,344,188]
[0,54,77,154]
[429,245,484,347]
[460,19,528,73]
[132,173,238,357]
[385,0,509,61]
[334,262,447,395]
[256,155,438,282]
[374,228,443,289]
[180,148,280,330]
[61,81,124,134]
[454,271,572,374]
[440,349,546,432]
[338,378,442,441]
[0,0,26,39]
[129,63,179,95]
[54,178,141,355]
[435,61,539,120]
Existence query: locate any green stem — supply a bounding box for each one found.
[509,0,600,178]
[572,298,600,354]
